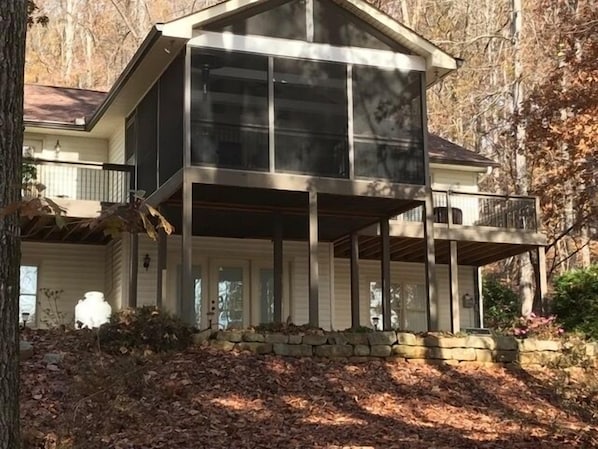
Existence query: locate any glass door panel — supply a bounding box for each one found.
[216,265,246,329]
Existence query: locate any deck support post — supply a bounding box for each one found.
[273,213,283,323]
[380,218,391,331]
[156,227,167,309]
[447,190,460,333]
[449,241,460,333]
[423,193,439,331]
[308,191,319,328]
[350,232,360,329]
[181,179,194,325]
[128,232,139,308]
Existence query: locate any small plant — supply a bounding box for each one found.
[511,313,564,340]
[39,288,68,328]
[482,279,520,331]
[552,264,598,340]
[98,306,192,354]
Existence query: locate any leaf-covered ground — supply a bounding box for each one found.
[21,331,598,449]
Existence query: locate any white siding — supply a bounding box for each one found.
[431,168,479,192]
[105,238,125,310]
[21,242,106,328]
[333,259,476,332]
[24,132,108,162]
[108,124,125,164]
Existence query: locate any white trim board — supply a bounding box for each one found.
[189,31,426,71]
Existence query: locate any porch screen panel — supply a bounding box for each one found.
[313,0,410,53]
[136,85,158,194]
[352,67,424,184]
[274,58,349,178]
[204,0,306,40]
[191,49,269,171]
[159,51,184,185]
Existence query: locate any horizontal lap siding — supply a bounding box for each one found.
[108,124,125,164]
[333,259,476,332]
[22,242,106,328]
[24,132,108,162]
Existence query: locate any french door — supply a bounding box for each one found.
[209,260,250,330]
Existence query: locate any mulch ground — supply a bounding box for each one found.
[20,330,598,449]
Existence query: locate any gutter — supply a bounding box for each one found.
[85,25,164,131]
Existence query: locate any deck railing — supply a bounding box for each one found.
[395,190,538,231]
[23,158,134,204]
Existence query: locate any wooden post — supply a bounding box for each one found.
[350,232,360,329]
[308,191,319,327]
[181,179,194,325]
[380,218,391,331]
[273,213,283,323]
[156,227,167,308]
[128,232,138,308]
[447,190,460,333]
[424,193,439,331]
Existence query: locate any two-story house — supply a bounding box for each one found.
[20,0,547,332]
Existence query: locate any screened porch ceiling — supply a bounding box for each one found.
[162,183,419,241]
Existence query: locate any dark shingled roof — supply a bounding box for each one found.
[24,84,497,168]
[24,84,106,126]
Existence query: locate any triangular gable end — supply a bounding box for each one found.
[161,0,457,85]
[202,0,412,54]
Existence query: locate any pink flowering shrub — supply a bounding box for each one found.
[511,313,565,340]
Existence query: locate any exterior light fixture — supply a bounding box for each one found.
[54,140,61,157]
[371,316,380,331]
[462,293,474,308]
[143,253,151,271]
[22,312,30,328]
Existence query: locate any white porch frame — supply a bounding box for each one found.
[188,31,426,71]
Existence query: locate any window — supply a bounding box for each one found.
[369,281,427,331]
[259,268,274,324]
[20,266,38,326]
[369,281,401,329]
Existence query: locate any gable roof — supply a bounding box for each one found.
[24,84,496,170]
[162,0,457,84]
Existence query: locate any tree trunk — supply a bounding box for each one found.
[0,2,27,448]
[511,0,534,315]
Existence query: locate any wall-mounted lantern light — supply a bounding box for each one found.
[462,293,474,308]
[54,140,61,157]
[143,253,151,271]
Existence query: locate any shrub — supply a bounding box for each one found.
[511,313,564,339]
[98,306,192,354]
[552,265,598,340]
[482,279,520,330]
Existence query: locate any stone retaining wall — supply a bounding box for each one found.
[194,330,598,367]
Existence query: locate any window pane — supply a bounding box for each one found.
[205,0,306,40]
[191,49,269,171]
[369,281,401,329]
[19,266,38,325]
[313,0,410,52]
[274,58,348,178]
[177,265,202,329]
[218,266,244,329]
[353,66,424,183]
[259,268,274,324]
